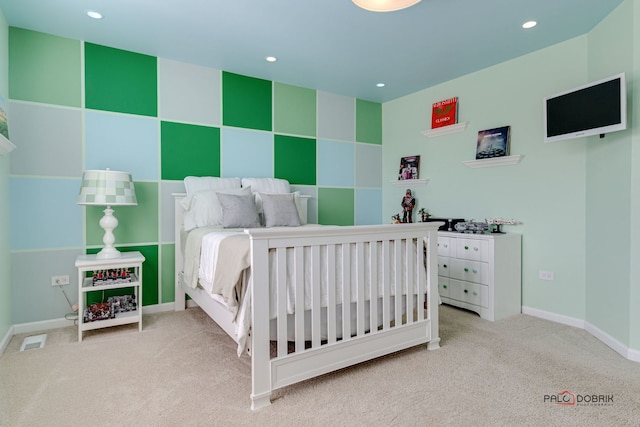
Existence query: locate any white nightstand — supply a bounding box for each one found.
[75,251,145,341]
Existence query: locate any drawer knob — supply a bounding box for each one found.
[464,246,469,250]
[464,289,468,293]
[474,247,479,251]
[473,291,478,296]
[464,267,469,272]
[473,269,478,274]
[443,285,447,289]
[443,264,448,269]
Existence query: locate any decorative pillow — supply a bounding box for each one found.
[241,177,290,194]
[260,193,301,227]
[184,176,241,195]
[181,186,251,231]
[216,193,261,228]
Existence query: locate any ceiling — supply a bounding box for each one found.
[0,0,623,103]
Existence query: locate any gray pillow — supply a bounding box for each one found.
[216,193,261,228]
[260,193,301,227]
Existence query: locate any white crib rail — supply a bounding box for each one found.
[246,223,441,410]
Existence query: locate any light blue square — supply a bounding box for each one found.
[317,139,354,187]
[355,189,382,225]
[10,178,83,250]
[221,127,273,178]
[85,111,159,180]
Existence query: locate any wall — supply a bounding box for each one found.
[7,29,382,325]
[384,36,589,318]
[585,0,636,350]
[383,0,639,354]
[0,10,10,344]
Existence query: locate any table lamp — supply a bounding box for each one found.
[77,169,137,259]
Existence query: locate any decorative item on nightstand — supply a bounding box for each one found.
[77,169,137,259]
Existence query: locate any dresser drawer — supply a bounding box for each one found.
[438,276,450,298]
[450,258,488,285]
[438,257,451,277]
[448,279,488,307]
[455,238,489,262]
[437,236,451,257]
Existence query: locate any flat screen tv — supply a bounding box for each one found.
[544,72,627,143]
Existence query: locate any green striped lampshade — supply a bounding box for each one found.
[77,169,137,206]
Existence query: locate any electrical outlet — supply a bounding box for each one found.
[538,270,554,281]
[51,275,70,286]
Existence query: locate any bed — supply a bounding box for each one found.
[173,177,441,410]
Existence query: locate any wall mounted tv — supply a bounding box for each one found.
[544,72,627,143]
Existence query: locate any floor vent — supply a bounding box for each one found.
[20,334,47,352]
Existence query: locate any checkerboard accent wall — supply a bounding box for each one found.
[7,28,382,319]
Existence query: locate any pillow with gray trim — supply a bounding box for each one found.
[216,193,261,228]
[260,192,301,227]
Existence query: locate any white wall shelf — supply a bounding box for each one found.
[421,121,469,138]
[463,155,523,168]
[391,178,430,187]
[0,134,15,156]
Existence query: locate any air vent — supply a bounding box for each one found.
[20,334,47,351]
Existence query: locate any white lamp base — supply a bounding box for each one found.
[96,207,121,259]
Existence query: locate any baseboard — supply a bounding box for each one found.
[521,306,585,329]
[141,302,175,315]
[522,305,638,363]
[0,325,14,356]
[584,320,640,362]
[13,317,76,335]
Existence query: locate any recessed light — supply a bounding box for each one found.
[376,83,385,88]
[86,10,103,19]
[522,20,537,29]
[265,56,277,63]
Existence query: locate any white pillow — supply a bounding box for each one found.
[184,176,241,195]
[181,186,251,231]
[260,193,301,227]
[241,177,290,194]
[216,193,261,228]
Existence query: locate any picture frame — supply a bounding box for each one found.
[476,126,510,159]
[398,155,420,180]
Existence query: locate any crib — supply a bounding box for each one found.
[173,190,441,410]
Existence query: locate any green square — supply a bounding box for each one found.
[274,135,316,185]
[356,99,382,144]
[86,181,158,246]
[85,245,159,306]
[222,72,272,131]
[274,83,316,136]
[9,28,81,107]
[161,244,175,304]
[85,43,157,116]
[318,188,354,226]
[161,121,221,180]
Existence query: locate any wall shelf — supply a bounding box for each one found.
[0,134,15,156]
[391,178,429,187]
[463,155,523,168]
[421,121,469,138]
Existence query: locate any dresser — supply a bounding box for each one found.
[437,231,521,321]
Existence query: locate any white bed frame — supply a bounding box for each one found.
[173,193,441,410]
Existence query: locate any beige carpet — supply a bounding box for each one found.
[1,305,639,427]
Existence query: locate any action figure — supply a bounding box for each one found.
[401,189,416,223]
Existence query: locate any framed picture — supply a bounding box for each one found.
[398,155,420,180]
[476,126,510,159]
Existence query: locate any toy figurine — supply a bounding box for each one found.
[401,189,416,223]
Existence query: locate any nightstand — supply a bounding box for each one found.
[75,251,145,341]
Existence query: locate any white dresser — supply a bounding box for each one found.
[437,231,521,321]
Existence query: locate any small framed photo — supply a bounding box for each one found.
[398,155,420,180]
[476,126,510,159]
